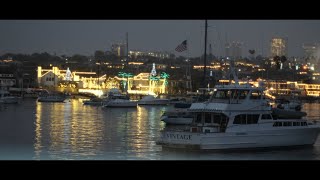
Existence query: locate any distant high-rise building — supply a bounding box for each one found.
[111,43,127,57]
[302,43,320,59]
[270,37,288,57]
[225,41,243,59]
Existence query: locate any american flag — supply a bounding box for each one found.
[175,40,187,52]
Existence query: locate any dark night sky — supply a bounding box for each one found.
[1,20,320,58]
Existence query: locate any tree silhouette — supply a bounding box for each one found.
[94,50,105,62]
[273,56,281,69]
[280,56,287,63]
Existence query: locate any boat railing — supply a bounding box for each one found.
[306,117,320,124]
[161,126,189,132]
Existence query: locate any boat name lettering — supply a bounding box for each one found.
[166,134,192,140]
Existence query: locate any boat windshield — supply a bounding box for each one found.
[212,89,250,100]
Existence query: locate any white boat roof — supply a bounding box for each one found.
[112,99,135,102]
[140,95,169,101]
[108,88,121,93]
[188,101,271,112]
[214,84,264,91]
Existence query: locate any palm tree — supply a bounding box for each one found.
[149,76,160,94]
[118,72,133,92]
[160,72,170,94]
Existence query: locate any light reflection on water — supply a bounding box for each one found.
[1,99,320,160]
[33,100,167,160]
[34,100,105,160]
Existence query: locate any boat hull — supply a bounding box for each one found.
[138,100,169,105]
[104,103,137,107]
[103,99,137,108]
[83,101,103,106]
[157,127,320,150]
[37,97,66,102]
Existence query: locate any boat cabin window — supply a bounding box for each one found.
[213,90,232,99]
[196,113,229,125]
[261,114,272,120]
[273,122,282,127]
[205,113,211,123]
[234,114,246,124]
[231,90,239,100]
[217,90,249,100]
[213,114,222,124]
[283,122,292,126]
[247,114,260,124]
[195,113,202,123]
[250,90,262,100]
[233,114,259,124]
[238,90,249,99]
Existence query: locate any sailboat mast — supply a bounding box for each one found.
[203,19,208,88]
[98,61,100,92]
[126,32,129,66]
[126,32,129,93]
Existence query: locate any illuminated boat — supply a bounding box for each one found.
[138,95,169,105]
[156,59,320,150]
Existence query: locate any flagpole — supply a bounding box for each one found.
[186,35,192,92]
[175,40,189,93]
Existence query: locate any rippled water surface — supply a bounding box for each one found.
[1,99,320,160]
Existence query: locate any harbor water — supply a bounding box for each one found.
[1,98,320,160]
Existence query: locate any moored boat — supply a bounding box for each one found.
[160,109,193,125]
[103,99,137,108]
[0,89,20,104]
[156,58,320,150]
[37,94,66,102]
[138,95,169,105]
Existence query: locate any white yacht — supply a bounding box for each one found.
[83,88,129,106]
[83,97,104,106]
[138,95,169,105]
[37,94,66,102]
[0,89,20,104]
[272,98,306,119]
[156,61,320,150]
[103,99,137,108]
